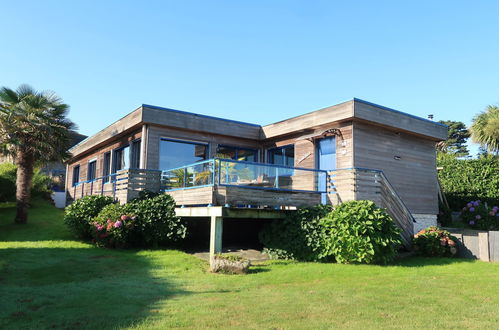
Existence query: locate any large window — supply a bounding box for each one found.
[216,145,258,162]
[159,138,207,170]
[113,145,130,173]
[87,159,97,181]
[72,165,80,187]
[103,152,111,182]
[131,139,141,169]
[267,145,295,167]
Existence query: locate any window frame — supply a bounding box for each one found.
[130,139,141,169]
[87,158,97,181]
[216,144,259,162]
[266,144,295,167]
[72,165,80,187]
[102,151,111,183]
[112,144,130,173]
[159,137,209,170]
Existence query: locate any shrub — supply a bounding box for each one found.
[122,193,186,247]
[319,200,402,264]
[413,226,459,257]
[91,203,136,248]
[64,195,115,239]
[259,204,333,261]
[0,163,53,202]
[460,200,499,230]
[437,154,499,210]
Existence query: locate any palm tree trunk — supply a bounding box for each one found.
[15,151,34,224]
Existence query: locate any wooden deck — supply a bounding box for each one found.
[167,185,321,208]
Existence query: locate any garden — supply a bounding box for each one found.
[1,199,498,329]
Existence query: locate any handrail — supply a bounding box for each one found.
[161,158,327,193]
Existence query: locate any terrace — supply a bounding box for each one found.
[70,158,328,209]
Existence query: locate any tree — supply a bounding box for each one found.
[436,120,470,155]
[470,105,499,155]
[0,84,75,223]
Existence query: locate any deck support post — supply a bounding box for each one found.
[209,216,223,267]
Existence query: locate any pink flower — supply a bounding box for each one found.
[490,211,496,216]
[120,215,130,221]
[114,220,123,228]
[475,215,481,220]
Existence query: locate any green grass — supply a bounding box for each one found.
[1,201,498,329]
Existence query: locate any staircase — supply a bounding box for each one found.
[327,168,415,249]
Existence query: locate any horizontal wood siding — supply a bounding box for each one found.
[353,121,438,215]
[353,101,447,141]
[142,107,261,140]
[215,186,321,207]
[70,108,143,157]
[66,130,142,200]
[261,101,354,139]
[166,186,215,206]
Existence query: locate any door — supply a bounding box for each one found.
[317,137,336,204]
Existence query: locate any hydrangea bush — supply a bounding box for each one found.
[91,203,136,248]
[413,226,459,257]
[460,200,499,230]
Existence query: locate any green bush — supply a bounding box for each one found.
[437,154,499,210]
[460,200,499,230]
[413,226,458,257]
[259,204,333,261]
[91,203,135,248]
[319,201,401,264]
[64,195,115,239]
[122,193,186,247]
[0,163,53,202]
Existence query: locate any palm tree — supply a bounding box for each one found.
[470,105,499,155]
[0,84,75,223]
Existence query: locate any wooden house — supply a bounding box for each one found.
[66,98,447,250]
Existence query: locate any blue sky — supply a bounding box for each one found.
[1,0,498,155]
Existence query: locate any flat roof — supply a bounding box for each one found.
[69,98,448,158]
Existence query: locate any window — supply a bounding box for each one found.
[131,139,141,169]
[216,145,258,162]
[87,159,97,181]
[159,138,207,170]
[113,145,130,173]
[103,152,111,182]
[72,165,80,186]
[267,145,294,166]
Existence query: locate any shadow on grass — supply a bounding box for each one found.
[0,247,189,329]
[0,199,74,242]
[392,256,477,267]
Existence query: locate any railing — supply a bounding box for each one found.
[70,168,162,202]
[328,168,414,249]
[161,158,327,193]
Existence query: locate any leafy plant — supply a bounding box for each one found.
[413,226,458,257]
[437,153,499,210]
[122,193,186,247]
[259,204,333,261]
[460,200,499,230]
[64,195,115,239]
[319,200,401,264]
[0,163,55,202]
[91,203,136,248]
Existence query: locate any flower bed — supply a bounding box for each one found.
[460,200,499,230]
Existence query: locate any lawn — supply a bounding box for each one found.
[1,200,498,329]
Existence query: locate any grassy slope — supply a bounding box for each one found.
[0,201,498,329]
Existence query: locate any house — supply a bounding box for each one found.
[66,98,447,251]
